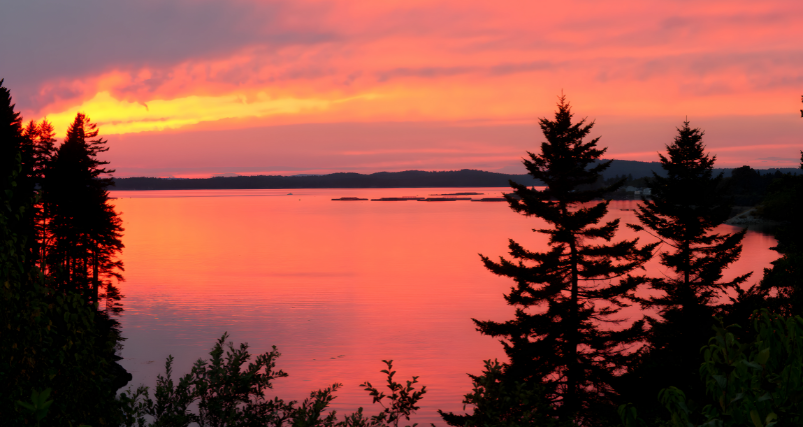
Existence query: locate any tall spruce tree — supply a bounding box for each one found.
[0,79,37,265]
[619,121,750,418]
[45,113,124,305]
[0,80,23,197]
[443,97,655,426]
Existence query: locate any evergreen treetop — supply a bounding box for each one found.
[22,119,58,180]
[0,79,38,267]
[45,112,124,305]
[0,79,23,177]
[632,121,749,310]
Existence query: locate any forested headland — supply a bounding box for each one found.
[3,78,803,426]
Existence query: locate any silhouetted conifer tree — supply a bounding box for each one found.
[22,119,58,270]
[45,113,124,305]
[443,97,655,427]
[23,119,58,179]
[0,79,24,203]
[620,121,750,418]
[20,119,58,269]
[0,79,38,267]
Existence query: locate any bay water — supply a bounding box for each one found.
[112,188,778,424]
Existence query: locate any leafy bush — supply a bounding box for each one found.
[620,309,803,427]
[118,333,428,427]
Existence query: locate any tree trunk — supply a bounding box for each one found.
[684,241,690,287]
[92,246,99,305]
[566,235,580,421]
[40,217,47,274]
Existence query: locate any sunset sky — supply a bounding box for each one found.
[2,0,802,177]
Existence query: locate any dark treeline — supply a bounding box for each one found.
[593,158,800,182]
[113,163,799,192]
[595,164,796,205]
[0,89,125,310]
[115,170,543,190]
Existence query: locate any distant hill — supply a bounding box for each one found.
[113,169,543,190]
[598,160,664,180]
[112,160,801,191]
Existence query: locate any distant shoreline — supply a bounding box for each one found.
[112,170,543,191]
[112,161,801,191]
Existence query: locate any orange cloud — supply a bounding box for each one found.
[44,90,380,136]
[3,0,800,173]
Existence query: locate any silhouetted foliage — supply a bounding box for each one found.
[439,359,571,427]
[1,83,125,311]
[620,310,803,427]
[724,165,775,206]
[1,79,130,425]
[758,180,803,317]
[44,112,124,307]
[758,168,803,255]
[118,335,428,427]
[754,109,803,317]
[23,119,58,271]
[0,79,22,189]
[595,165,796,203]
[443,96,655,427]
[0,79,38,267]
[0,114,122,425]
[619,121,752,422]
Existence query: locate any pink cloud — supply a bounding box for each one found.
[2,0,800,173]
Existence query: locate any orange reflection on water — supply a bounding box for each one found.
[112,189,777,423]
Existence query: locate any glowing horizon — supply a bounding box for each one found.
[3,0,801,176]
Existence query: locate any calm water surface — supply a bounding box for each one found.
[111,188,778,423]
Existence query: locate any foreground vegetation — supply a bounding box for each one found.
[438,97,803,427]
[3,78,803,426]
[118,337,427,427]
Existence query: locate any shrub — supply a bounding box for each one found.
[620,309,803,427]
[118,333,428,427]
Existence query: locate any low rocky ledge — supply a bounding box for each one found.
[725,207,781,227]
